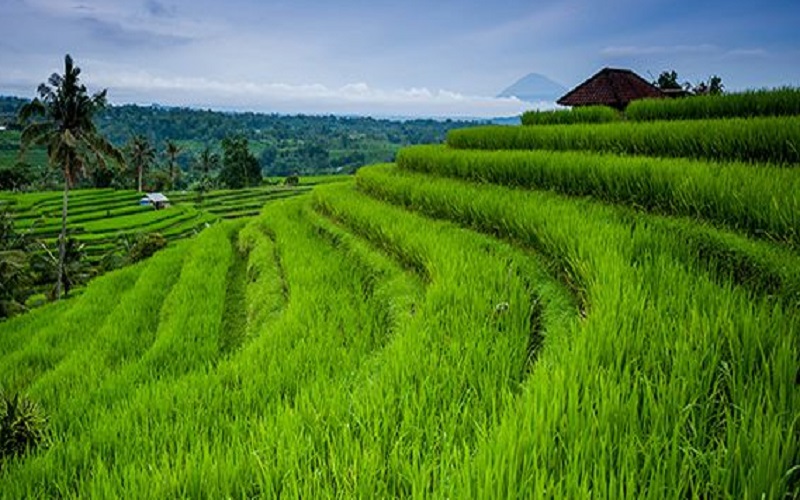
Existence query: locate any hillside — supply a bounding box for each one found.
[0,91,798,497]
[0,95,484,181]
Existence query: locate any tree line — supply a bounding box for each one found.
[1,95,482,191]
[654,70,724,95]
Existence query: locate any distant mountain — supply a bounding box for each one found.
[498,73,567,103]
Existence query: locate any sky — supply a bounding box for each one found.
[1,0,799,117]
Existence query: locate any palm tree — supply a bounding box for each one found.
[194,146,219,177]
[18,54,123,300]
[126,135,155,192]
[164,140,182,190]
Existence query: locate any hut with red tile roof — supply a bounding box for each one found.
[557,68,666,110]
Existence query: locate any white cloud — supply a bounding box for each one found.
[80,70,534,117]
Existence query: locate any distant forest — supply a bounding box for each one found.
[0,95,484,189]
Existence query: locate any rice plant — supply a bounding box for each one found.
[522,106,621,125]
[397,145,800,248]
[627,87,800,121]
[447,116,800,165]
[354,164,799,498]
[0,112,797,498]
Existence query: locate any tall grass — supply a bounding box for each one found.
[1,151,797,496]
[355,164,799,497]
[279,184,574,496]
[0,197,426,496]
[447,116,800,165]
[627,87,800,121]
[522,106,621,125]
[24,244,188,432]
[0,264,142,393]
[133,222,234,378]
[398,145,800,248]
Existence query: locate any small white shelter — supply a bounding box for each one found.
[139,192,170,210]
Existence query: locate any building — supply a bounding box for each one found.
[139,192,170,210]
[557,68,666,110]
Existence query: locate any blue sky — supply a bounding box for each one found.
[1,0,798,117]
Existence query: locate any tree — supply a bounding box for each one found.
[18,54,123,300]
[126,135,155,192]
[258,144,277,170]
[0,161,34,191]
[0,210,33,318]
[655,70,687,91]
[193,146,219,178]
[164,140,182,190]
[692,75,725,96]
[190,146,220,199]
[219,136,261,189]
[31,237,91,299]
[708,75,724,95]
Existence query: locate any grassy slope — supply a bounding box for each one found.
[1,113,798,498]
[0,182,329,266]
[354,165,798,497]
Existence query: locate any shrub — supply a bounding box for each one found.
[128,232,168,263]
[0,392,48,466]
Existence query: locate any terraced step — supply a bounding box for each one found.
[398,145,800,249]
[448,116,800,165]
[352,164,798,497]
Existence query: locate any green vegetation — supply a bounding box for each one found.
[1,94,482,186]
[448,116,800,164]
[219,135,262,189]
[521,105,620,125]
[18,54,124,299]
[173,185,309,218]
[628,87,800,121]
[397,145,800,248]
[0,391,49,468]
[655,70,724,96]
[1,80,798,497]
[0,178,328,318]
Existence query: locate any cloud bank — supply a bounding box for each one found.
[92,71,533,117]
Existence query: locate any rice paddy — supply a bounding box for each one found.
[0,105,797,498]
[0,180,340,264]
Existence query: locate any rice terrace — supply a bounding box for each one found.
[1,1,800,497]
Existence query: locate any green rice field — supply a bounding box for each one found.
[0,179,345,263]
[0,106,797,498]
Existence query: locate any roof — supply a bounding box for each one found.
[557,68,665,109]
[142,192,169,203]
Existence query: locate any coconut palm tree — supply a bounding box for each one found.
[126,135,155,192]
[194,145,219,177]
[18,54,123,300]
[164,140,182,190]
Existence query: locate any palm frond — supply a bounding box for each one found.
[84,131,125,167]
[19,122,55,157]
[18,99,46,123]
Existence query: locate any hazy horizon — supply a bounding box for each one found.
[2,0,798,117]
